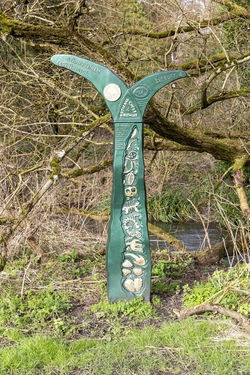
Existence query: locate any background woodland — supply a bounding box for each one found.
[0,0,250,266]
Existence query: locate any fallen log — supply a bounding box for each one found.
[194,240,234,265]
[148,222,188,253]
[51,208,188,253]
[25,206,243,266]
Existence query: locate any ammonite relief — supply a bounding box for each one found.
[121,126,146,294]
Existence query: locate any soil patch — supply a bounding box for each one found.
[68,263,220,340]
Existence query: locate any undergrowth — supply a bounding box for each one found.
[0,250,105,338]
[0,288,72,335]
[91,296,156,321]
[1,250,250,374]
[147,160,250,226]
[151,255,192,294]
[183,264,250,317]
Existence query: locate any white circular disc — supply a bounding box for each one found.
[103,83,121,101]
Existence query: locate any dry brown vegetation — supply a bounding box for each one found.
[0,0,249,266]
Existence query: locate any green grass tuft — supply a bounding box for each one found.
[1,319,250,375]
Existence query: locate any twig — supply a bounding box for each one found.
[20,261,31,299]
[187,199,211,249]
[25,279,106,291]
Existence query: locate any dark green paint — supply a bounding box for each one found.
[51,54,186,302]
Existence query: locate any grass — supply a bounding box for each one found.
[1,319,250,375]
[148,189,196,223]
[1,252,250,374]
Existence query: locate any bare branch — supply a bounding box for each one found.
[173,302,250,332]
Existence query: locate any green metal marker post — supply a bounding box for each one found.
[51,54,186,302]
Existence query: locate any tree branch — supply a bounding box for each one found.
[173,302,250,332]
[180,51,250,76]
[215,0,250,17]
[102,12,248,41]
[0,11,135,83]
[198,53,250,109]
[232,156,250,220]
[145,102,245,163]
[186,90,250,115]
[63,158,113,179]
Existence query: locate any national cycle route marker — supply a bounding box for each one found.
[51,54,186,302]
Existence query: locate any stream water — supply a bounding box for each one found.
[86,219,227,252]
[150,221,228,251]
